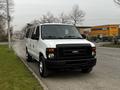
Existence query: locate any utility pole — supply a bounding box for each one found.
[6,0,11,49]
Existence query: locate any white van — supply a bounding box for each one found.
[25,23,97,77]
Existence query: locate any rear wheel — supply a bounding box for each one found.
[81,68,92,73]
[39,56,49,77]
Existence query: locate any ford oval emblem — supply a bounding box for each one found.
[72,51,79,54]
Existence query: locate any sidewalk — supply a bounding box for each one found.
[94,42,111,47]
[0,42,8,45]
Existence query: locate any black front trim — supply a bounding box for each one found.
[45,58,96,69]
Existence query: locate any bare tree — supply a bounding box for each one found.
[40,12,59,23]
[0,0,14,20]
[70,5,85,26]
[0,0,6,35]
[0,15,7,41]
[114,0,120,36]
[30,19,40,24]
[0,15,5,33]
[59,12,70,23]
[0,0,14,42]
[40,12,71,24]
[0,0,14,31]
[114,0,120,5]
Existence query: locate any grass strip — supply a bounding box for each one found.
[0,45,43,90]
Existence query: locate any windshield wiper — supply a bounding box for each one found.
[64,35,83,39]
[43,36,64,39]
[42,36,56,39]
[43,35,83,39]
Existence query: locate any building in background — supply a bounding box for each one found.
[76,26,92,36]
[90,24,120,37]
[88,24,120,41]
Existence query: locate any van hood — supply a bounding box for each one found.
[42,39,95,48]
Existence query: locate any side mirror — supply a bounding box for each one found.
[35,36,39,40]
[32,34,39,40]
[81,34,87,39]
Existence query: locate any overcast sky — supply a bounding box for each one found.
[13,0,120,31]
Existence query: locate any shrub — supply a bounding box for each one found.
[0,35,8,42]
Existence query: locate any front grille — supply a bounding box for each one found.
[56,44,92,60]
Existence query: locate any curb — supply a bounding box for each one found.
[13,47,49,90]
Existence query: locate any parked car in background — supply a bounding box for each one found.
[114,36,120,44]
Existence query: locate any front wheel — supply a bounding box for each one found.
[81,68,93,73]
[39,56,49,77]
[26,50,33,62]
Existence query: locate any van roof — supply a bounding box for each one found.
[26,23,74,28]
[40,23,73,26]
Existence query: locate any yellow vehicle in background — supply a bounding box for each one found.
[89,24,120,41]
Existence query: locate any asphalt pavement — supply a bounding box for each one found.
[13,40,120,90]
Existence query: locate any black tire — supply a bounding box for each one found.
[26,50,32,62]
[81,68,92,73]
[39,56,49,77]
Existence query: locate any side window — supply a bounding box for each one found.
[26,28,30,38]
[29,27,34,38]
[31,27,36,39]
[31,26,40,40]
[35,26,40,39]
[28,26,39,40]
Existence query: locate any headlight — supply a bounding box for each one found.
[48,53,54,59]
[46,48,56,59]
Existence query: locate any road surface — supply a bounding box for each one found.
[13,40,120,90]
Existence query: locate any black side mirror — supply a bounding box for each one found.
[81,34,86,39]
[35,36,39,40]
[32,34,39,40]
[31,34,35,39]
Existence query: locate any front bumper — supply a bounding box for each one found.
[45,58,97,69]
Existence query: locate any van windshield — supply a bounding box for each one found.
[41,25,83,39]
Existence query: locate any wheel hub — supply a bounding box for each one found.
[39,61,43,73]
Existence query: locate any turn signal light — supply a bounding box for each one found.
[92,47,96,56]
[47,48,55,53]
[92,47,96,52]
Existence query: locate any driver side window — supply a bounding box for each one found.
[35,26,40,39]
[32,26,39,40]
